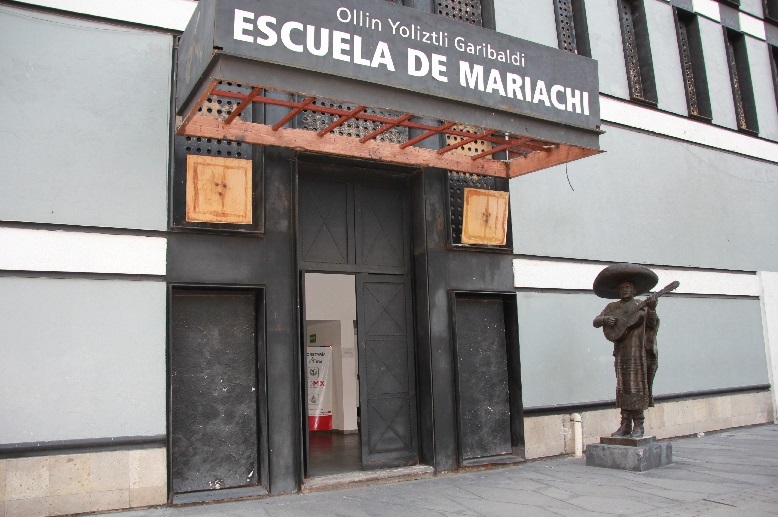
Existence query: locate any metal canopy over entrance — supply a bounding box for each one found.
[178,81,599,178]
[175,0,603,178]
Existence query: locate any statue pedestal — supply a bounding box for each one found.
[585,436,672,472]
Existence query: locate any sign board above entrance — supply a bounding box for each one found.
[177,0,600,132]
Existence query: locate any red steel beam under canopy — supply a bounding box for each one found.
[177,81,601,179]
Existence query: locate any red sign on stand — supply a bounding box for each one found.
[307,346,333,431]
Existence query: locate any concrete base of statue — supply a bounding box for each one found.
[585,436,673,472]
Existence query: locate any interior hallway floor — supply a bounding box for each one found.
[308,431,361,477]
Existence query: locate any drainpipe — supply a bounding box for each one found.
[571,413,583,458]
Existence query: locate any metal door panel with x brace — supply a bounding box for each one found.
[357,274,418,469]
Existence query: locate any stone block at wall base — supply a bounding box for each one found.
[130,486,167,508]
[5,497,51,517]
[0,447,167,517]
[524,391,774,463]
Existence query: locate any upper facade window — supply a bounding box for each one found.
[554,0,591,57]
[769,43,778,108]
[723,28,759,134]
[766,0,778,23]
[617,0,658,104]
[432,0,495,29]
[436,0,483,26]
[674,8,712,120]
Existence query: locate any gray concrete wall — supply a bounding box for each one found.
[518,291,769,408]
[0,277,166,443]
[0,6,171,230]
[697,15,739,129]
[747,36,778,141]
[510,124,778,272]
[492,1,778,142]
[585,0,631,99]
[644,0,688,116]
[740,0,764,18]
[493,0,558,49]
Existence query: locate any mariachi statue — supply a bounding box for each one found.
[592,263,679,438]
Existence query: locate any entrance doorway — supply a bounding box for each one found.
[304,273,360,477]
[303,272,418,477]
[297,162,418,479]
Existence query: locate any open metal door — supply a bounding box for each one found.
[356,274,418,469]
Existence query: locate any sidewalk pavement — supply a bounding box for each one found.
[105,424,778,517]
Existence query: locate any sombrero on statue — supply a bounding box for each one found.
[593,263,659,299]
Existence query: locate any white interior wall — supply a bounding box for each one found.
[305,274,358,432]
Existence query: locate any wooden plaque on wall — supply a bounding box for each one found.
[461,188,509,246]
[186,155,252,224]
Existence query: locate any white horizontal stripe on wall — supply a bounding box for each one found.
[739,13,767,41]
[14,0,196,31]
[0,228,167,276]
[600,96,778,163]
[692,0,721,22]
[513,258,761,297]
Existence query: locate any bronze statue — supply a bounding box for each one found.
[592,264,678,438]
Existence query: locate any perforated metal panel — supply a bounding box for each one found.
[448,172,506,246]
[299,99,409,144]
[725,33,748,131]
[619,0,644,100]
[445,125,492,157]
[677,19,699,116]
[437,0,483,26]
[555,0,577,53]
[181,136,249,159]
[196,81,255,122]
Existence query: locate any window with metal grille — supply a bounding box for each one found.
[617,0,658,104]
[433,0,495,28]
[769,44,778,110]
[766,0,778,23]
[436,0,483,26]
[673,8,712,120]
[724,28,759,133]
[554,0,591,57]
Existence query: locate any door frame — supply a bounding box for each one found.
[294,156,418,478]
[449,290,524,467]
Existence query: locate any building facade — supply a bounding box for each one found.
[0,0,776,515]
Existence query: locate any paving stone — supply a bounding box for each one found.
[85,425,778,517]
